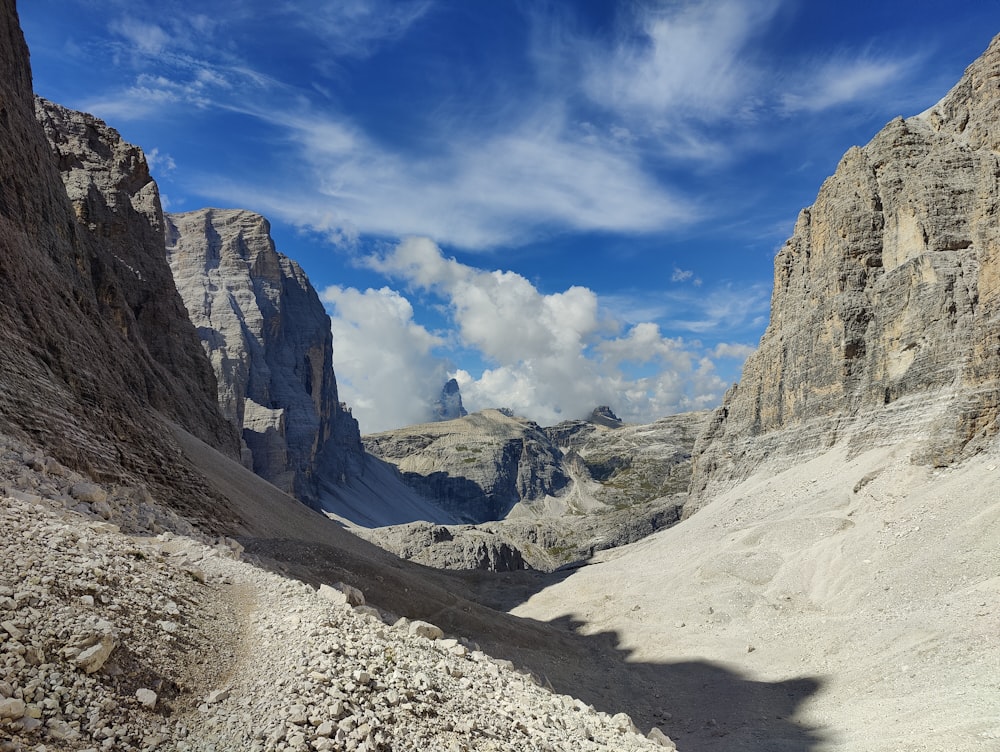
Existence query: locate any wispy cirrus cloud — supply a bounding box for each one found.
[780,51,919,113]
[581,0,781,122]
[76,0,928,250]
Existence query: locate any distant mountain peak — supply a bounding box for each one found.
[433,378,468,421]
[589,406,623,428]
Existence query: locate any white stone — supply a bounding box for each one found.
[0,697,26,719]
[75,635,116,674]
[136,688,157,709]
[647,727,676,749]
[408,620,444,641]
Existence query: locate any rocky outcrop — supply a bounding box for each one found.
[364,409,570,522]
[547,411,709,509]
[362,410,709,570]
[361,523,529,572]
[690,33,1000,502]
[166,208,365,508]
[433,378,468,421]
[0,0,239,527]
[33,99,233,458]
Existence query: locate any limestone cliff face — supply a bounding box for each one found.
[33,99,235,455]
[166,208,364,507]
[0,0,239,526]
[690,34,1000,500]
[548,410,710,507]
[364,409,570,522]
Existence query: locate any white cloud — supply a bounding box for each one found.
[84,0,923,249]
[320,285,447,433]
[583,0,780,122]
[110,18,171,54]
[662,283,771,334]
[230,107,697,250]
[353,238,732,427]
[285,0,433,59]
[145,147,176,173]
[780,53,914,113]
[671,267,694,282]
[712,342,757,360]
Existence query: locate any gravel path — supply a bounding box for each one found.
[0,435,676,751]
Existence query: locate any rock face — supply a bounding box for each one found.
[691,34,1000,501]
[364,409,570,522]
[547,410,709,509]
[166,208,364,508]
[33,99,232,457]
[360,410,709,570]
[433,378,468,421]
[0,1,238,526]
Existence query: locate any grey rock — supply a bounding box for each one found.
[75,635,116,674]
[32,99,239,464]
[362,411,708,571]
[70,482,107,504]
[690,34,1000,505]
[0,697,25,719]
[166,208,365,508]
[408,620,444,641]
[433,378,468,421]
[364,409,570,521]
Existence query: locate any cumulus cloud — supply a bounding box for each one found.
[320,285,447,433]
[712,342,758,360]
[350,237,732,428]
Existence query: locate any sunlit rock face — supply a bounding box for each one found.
[690,34,1000,503]
[166,208,364,508]
[364,409,570,522]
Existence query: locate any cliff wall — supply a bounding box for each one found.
[690,34,1000,501]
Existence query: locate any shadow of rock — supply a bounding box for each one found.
[242,537,826,752]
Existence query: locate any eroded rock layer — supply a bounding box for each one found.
[691,33,1000,501]
[364,409,570,522]
[0,1,239,526]
[166,208,365,508]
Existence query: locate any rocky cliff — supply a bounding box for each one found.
[690,33,1000,501]
[433,378,468,421]
[0,1,239,525]
[360,410,709,570]
[166,208,365,508]
[364,409,570,522]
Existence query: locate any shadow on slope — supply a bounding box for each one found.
[174,425,826,751]
[316,453,460,527]
[246,537,825,752]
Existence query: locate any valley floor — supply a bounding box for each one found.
[513,441,1000,752]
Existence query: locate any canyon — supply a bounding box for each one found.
[0,2,998,751]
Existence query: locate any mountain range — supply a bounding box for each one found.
[0,2,997,749]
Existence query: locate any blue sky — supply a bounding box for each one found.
[20,1,1000,432]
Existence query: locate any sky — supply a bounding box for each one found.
[19,1,1000,433]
